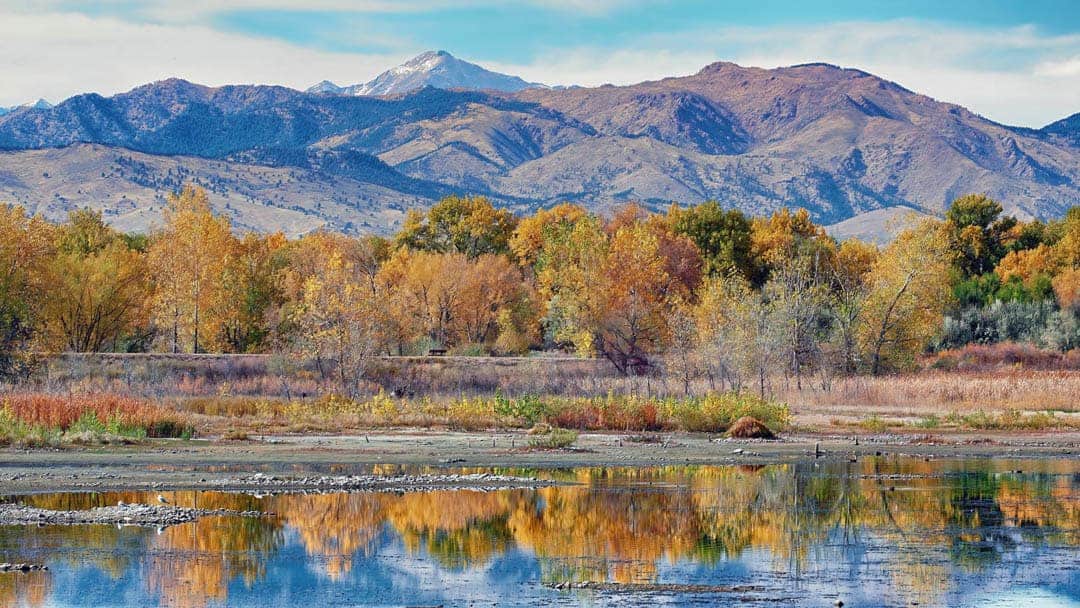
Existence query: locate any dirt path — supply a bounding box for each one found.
[0,429,1077,495]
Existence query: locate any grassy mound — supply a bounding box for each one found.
[726,416,776,439]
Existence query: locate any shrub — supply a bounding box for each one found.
[493,392,549,426]
[528,428,578,449]
[664,392,790,433]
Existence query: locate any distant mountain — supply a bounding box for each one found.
[307,50,544,96]
[0,98,52,116]
[306,80,344,94]
[1,59,1077,237]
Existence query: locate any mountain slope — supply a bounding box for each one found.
[1041,112,1080,148]
[1,59,1077,236]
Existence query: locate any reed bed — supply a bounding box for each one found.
[0,393,193,446]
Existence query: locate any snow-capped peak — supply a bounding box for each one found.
[305,50,546,97]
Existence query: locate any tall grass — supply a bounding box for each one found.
[0,393,193,446]
[177,391,790,434]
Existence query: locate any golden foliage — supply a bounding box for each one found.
[148,186,234,353]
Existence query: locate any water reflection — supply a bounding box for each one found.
[0,458,1078,607]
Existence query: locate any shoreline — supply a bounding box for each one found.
[0,429,1078,495]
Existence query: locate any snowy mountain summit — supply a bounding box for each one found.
[307,50,544,96]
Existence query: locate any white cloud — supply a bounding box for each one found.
[1035,55,1080,77]
[0,11,405,105]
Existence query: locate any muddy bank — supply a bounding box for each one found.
[0,502,263,527]
[0,430,1077,495]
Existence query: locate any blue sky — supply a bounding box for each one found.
[1,0,1078,126]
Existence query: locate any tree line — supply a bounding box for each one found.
[1,187,1077,393]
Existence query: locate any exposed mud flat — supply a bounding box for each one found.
[0,430,1076,495]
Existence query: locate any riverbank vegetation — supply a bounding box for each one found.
[1,186,1078,437]
[0,393,192,446]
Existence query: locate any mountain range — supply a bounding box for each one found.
[0,51,1077,238]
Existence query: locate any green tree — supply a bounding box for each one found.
[944,194,1015,277]
[395,195,516,257]
[667,201,753,278]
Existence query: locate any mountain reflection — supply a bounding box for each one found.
[0,459,1077,607]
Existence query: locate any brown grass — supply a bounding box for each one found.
[726,417,776,439]
[786,371,1080,413]
[0,392,193,438]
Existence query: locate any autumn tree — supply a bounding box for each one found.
[456,254,538,353]
[823,239,879,375]
[289,249,390,395]
[215,232,288,353]
[379,249,468,352]
[38,209,151,352]
[148,186,235,353]
[944,194,1015,277]
[377,249,536,354]
[693,273,783,397]
[533,214,608,354]
[750,208,832,285]
[396,195,516,258]
[536,210,700,374]
[509,203,588,268]
[0,205,53,375]
[763,253,831,389]
[859,219,953,374]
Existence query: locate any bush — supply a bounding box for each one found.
[664,392,790,433]
[528,428,578,449]
[493,392,549,426]
[941,300,1078,351]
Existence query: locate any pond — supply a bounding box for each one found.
[0,458,1078,607]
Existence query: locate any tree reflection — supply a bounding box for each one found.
[0,459,1076,607]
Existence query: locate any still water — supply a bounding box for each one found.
[0,459,1078,607]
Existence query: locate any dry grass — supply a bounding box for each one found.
[177,392,791,436]
[0,392,194,446]
[787,371,1080,413]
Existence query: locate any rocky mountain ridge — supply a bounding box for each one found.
[0,58,1076,237]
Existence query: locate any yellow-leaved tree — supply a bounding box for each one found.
[290,250,389,395]
[859,219,953,374]
[148,186,235,353]
[38,209,151,352]
[0,204,53,375]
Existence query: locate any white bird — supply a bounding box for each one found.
[157,495,169,504]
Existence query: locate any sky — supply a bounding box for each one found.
[1,0,1078,127]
